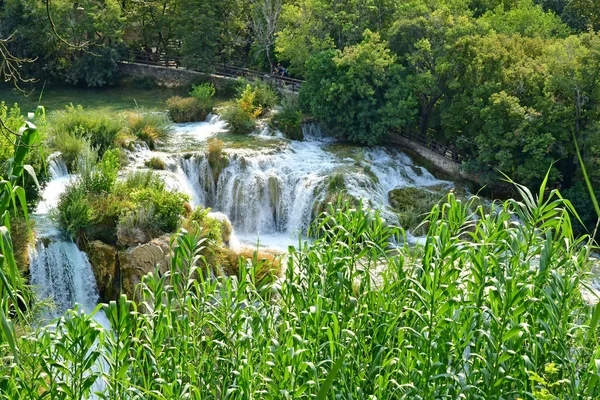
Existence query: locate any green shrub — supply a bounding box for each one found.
[125,187,189,235]
[117,170,165,191]
[207,138,229,180]
[48,131,87,172]
[166,96,207,123]
[190,83,216,116]
[220,102,257,134]
[272,96,303,140]
[89,149,121,193]
[251,81,279,111]
[49,105,125,158]
[126,112,172,149]
[183,206,223,244]
[144,157,166,170]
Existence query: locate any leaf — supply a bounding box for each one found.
[316,346,349,400]
[572,131,600,219]
[0,311,18,363]
[22,165,40,191]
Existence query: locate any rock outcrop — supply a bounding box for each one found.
[83,240,120,302]
[84,235,171,302]
[119,236,170,298]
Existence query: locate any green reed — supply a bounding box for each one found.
[3,177,600,399]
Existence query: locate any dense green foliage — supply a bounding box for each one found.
[221,81,278,134]
[5,188,600,398]
[272,95,303,140]
[126,111,172,149]
[48,105,126,169]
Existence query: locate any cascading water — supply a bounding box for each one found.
[28,154,106,324]
[127,116,452,249]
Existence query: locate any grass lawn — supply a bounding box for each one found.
[0,83,188,115]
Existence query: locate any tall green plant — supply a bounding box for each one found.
[0,107,42,361]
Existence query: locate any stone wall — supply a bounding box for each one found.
[385,133,479,183]
[118,61,219,86]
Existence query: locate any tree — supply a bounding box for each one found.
[389,8,482,138]
[301,30,415,144]
[2,0,126,86]
[250,0,282,72]
[175,0,218,69]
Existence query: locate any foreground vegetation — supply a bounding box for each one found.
[3,185,600,398]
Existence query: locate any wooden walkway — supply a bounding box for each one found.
[127,50,304,93]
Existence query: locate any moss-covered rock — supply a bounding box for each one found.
[388,187,443,234]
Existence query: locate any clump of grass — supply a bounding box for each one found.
[166,96,208,123]
[182,206,223,245]
[144,157,166,170]
[207,138,228,181]
[126,111,172,149]
[48,105,125,161]
[189,83,216,116]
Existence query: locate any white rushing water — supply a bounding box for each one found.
[126,117,452,250]
[29,154,108,326]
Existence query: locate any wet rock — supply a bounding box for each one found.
[84,240,120,302]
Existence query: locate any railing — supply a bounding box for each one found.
[396,131,464,163]
[126,50,304,92]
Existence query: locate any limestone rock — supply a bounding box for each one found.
[119,237,170,298]
[117,224,152,248]
[84,240,119,302]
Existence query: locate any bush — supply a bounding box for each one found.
[117,170,165,191]
[167,96,207,123]
[388,187,443,234]
[272,96,303,140]
[127,187,189,234]
[250,81,279,111]
[49,105,125,158]
[183,206,223,244]
[48,131,87,172]
[126,112,172,150]
[207,138,229,180]
[190,83,216,116]
[144,157,166,170]
[220,102,257,134]
[236,82,278,118]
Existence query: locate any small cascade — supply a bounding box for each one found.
[29,155,104,321]
[301,121,332,141]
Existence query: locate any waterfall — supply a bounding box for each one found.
[175,139,452,238]
[29,241,100,319]
[29,155,105,324]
